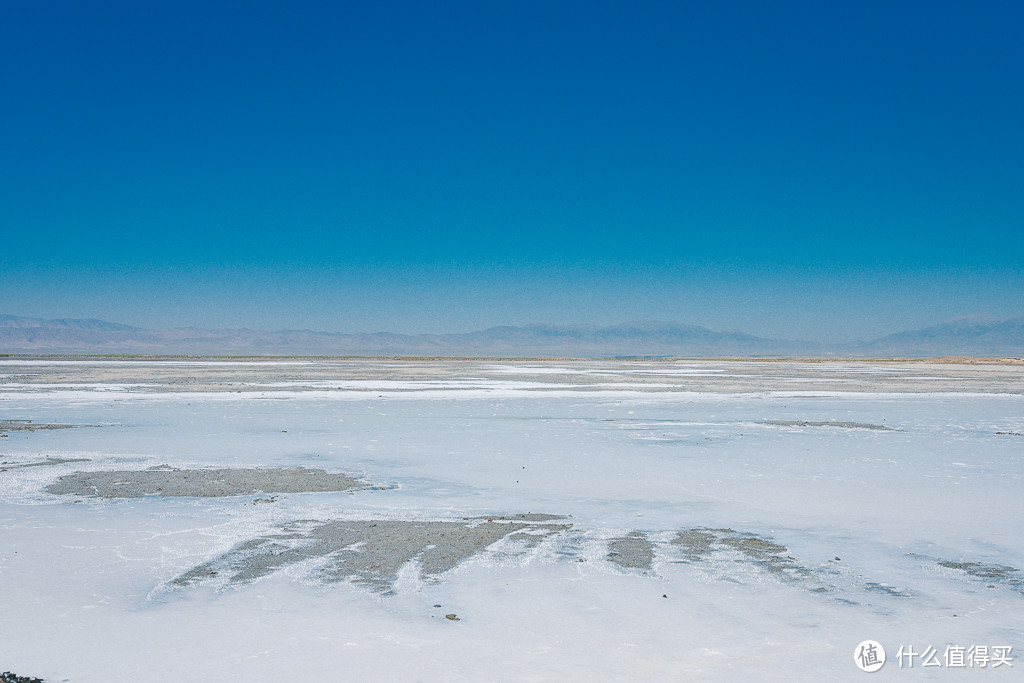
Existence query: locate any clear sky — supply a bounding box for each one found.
[3,1,1022,342]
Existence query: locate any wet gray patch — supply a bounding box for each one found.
[862,582,914,598]
[718,532,806,578]
[0,456,91,472]
[761,420,897,431]
[607,531,654,570]
[937,560,1023,589]
[470,513,567,523]
[670,527,826,586]
[0,419,75,434]
[687,537,924,604]
[671,528,718,561]
[45,466,368,498]
[720,534,788,557]
[172,517,570,593]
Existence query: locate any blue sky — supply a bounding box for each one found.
[2,1,1022,341]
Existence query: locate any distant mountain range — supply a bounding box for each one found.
[0,313,1021,357]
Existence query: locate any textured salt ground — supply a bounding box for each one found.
[28,455,998,603]
[44,466,368,498]
[0,456,91,471]
[21,454,1024,607]
[760,420,897,430]
[662,528,861,597]
[671,527,815,581]
[171,516,571,593]
[0,419,75,434]
[19,459,1024,607]
[925,557,1024,592]
[4,357,1024,394]
[3,361,1023,681]
[163,516,981,605]
[672,528,790,565]
[669,529,1024,598]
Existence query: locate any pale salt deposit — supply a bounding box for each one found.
[1,358,1021,680]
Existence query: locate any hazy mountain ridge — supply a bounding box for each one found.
[0,314,1020,357]
[0,314,141,332]
[860,318,1024,357]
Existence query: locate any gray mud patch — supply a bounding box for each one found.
[0,456,91,472]
[721,533,788,560]
[671,528,718,561]
[937,560,1023,590]
[672,529,923,601]
[0,419,76,435]
[671,527,819,583]
[172,517,570,593]
[471,513,566,522]
[761,420,897,431]
[45,466,368,498]
[862,582,914,598]
[607,531,654,570]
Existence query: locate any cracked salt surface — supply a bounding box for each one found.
[1,358,1022,680]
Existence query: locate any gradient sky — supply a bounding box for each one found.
[2,1,1022,342]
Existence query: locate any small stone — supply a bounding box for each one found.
[434,604,441,608]
[445,613,460,621]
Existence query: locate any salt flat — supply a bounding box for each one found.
[1,358,1022,680]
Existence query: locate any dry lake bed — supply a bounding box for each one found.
[1,357,1022,680]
